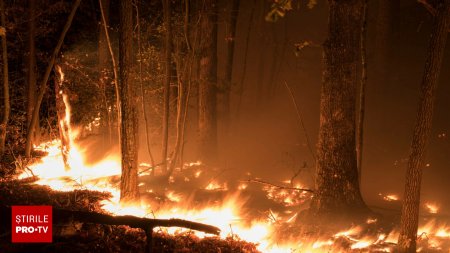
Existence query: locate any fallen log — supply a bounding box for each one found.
[1,205,220,253]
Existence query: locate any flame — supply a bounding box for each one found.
[425,202,439,214]
[18,66,450,253]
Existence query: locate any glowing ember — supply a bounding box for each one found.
[425,202,439,214]
[383,194,399,201]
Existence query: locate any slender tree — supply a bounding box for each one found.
[26,0,39,144]
[25,0,81,158]
[0,0,9,157]
[161,0,172,171]
[222,0,239,132]
[397,1,450,252]
[98,0,112,143]
[119,0,140,203]
[356,0,368,184]
[309,0,367,215]
[197,0,218,164]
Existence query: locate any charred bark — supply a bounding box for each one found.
[309,0,368,216]
[54,66,71,170]
[119,0,140,203]
[197,0,218,165]
[397,1,450,252]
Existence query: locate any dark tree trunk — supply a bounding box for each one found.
[397,1,450,252]
[310,0,367,215]
[0,0,9,157]
[119,0,140,203]
[98,0,112,144]
[374,0,399,80]
[197,0,218,165]
[222,0,239,132]
[26,0,39,145]
[161,0,172,171]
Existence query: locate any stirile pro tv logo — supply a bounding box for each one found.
[12,206,53,243]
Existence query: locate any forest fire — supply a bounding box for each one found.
[16,88,450,252]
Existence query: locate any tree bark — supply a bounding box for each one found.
[25,0,81,158]
[119,0,140,203]
[197,0,218,165]
[161,0,172,171]
[222,0,239,133]
[309,0,367,215]
[0,0,9,157]
[397,1,450,252]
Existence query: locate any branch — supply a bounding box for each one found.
[418,0,437,15]
[244,179,314,193]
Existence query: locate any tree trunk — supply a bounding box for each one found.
[26,0,39,145]
[309,0,367,215]
[161,0,172,171]
[222,0,239,133]
[25,0,81,158]
[0,0,9,157]
[54,66,71,170]
[198,0,218,165]
[397,1,450,252]
[98,0,112,144]
[119,0,140,203]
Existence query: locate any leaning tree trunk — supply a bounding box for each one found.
[197,0,218,165]
[0,0,9,157]
[98,0,112,144]
[397,1,450,252]
[119,0,140,203]
[25,0,81,158]
[161,0,172,172]
[309,0,367,215]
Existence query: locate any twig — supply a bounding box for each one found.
[418,0,437,15]
[244,179,314,193]
[284,81,316,162]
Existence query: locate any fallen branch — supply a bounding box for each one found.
[1,205,220,253]
[244,179,314,193]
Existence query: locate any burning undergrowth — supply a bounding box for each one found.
[10,142,450,252]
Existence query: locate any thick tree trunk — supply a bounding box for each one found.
[310,0,367,215]
[161,0,172,171]
[25,0,81,158]
[98,0,112,144]
[119,0,140,203]
[26,0,39,145]
[0,0,9,157]
[197,0,218,165]
[222,0,239,132]
[397,1,450,252]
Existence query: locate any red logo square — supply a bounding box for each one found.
[11,206,52,243]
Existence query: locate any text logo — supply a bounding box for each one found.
[12,206,52,243]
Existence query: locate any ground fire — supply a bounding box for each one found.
[0,0,450,253]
